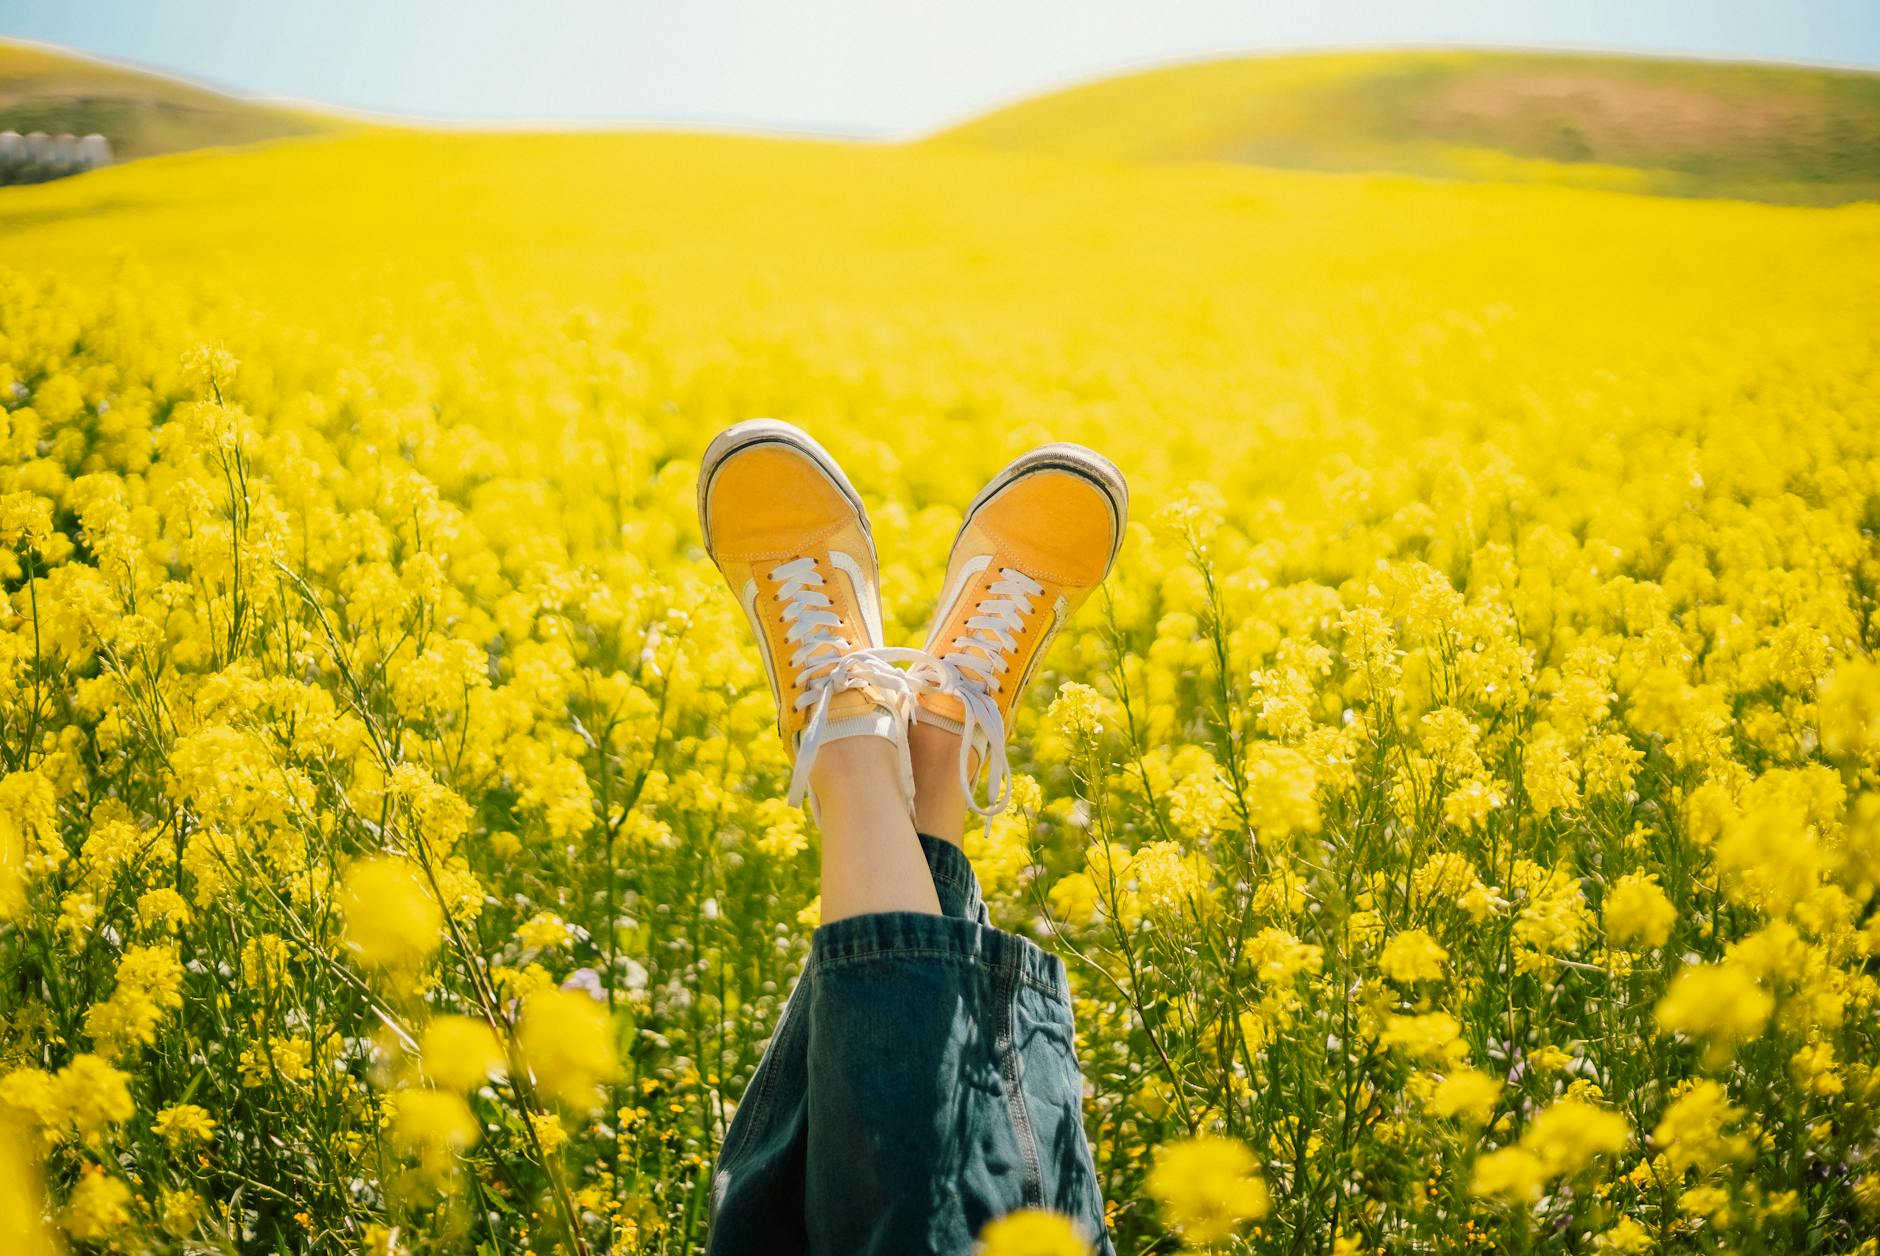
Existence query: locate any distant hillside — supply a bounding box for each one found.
[936,49,1880,204]
[7,40,1878,204]
[0,40,331,162]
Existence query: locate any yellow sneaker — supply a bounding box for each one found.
[697,419,918,810]
[912,444,1128,815]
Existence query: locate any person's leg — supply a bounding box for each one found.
[706,802,980,1256]
[792,444,1128,1254]
[801,893,1107,1255]
[812,736,941,920]
[697,418,935,1256]
[706,431,1126,1256]
[909,719,969,846]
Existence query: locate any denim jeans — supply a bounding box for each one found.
[707,835,1111,1256]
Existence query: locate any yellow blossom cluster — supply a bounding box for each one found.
[0,121,1876,1253]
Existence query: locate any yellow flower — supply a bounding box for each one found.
[1146,1135,1268,1245]
[1519,1090,1624,1180]
[0,489,55,549]
[1046,872,1100,925]
[159,1186,206,1239]
[0,1068,62,1149]
[339,856,444,970]
[1603,873,1676,950]
[1818,658,1880,765]
[1047,682,1108,741]
[1428,1069,1501,1125]
[1379,929,1448,984]
[517,988,619,1109]
[1853,1172,1880,1221]
[1469,1147,1546,1203]
[1528,1044,1572,1074]
[1131,841,1217,918]
[1167,758,1236,840]
[517,911,575,951]
[1583,733,1644,800]
[1522,729,1580,814]
[1380,1012,1467,1065]
[1594,1216,1654,1253]
[1241,744,1321,839]
[1522,1098,1628,1178]
[1441,776,1506,831]
[239,1037,315,1088]
[85,943,186,1056]
[493,962,557,1002]
[1473,1098,1627,1201]
[154,1103,218,1147]
[134,887,193,934]
[1790,1040,1843,1097]
[0,820,24,923]
[1651,1080,1747,1174]
[1412,853,1501,922]
[1679,1184,1732,1222]
[1245,927,1324,987]
[1511,860,1591,972]
[977,1208,1091,1256]
[58,1054,136,1138]
[1655,961,1772,1063]
[753,797,810,858]
[1715,800,1826,915]
[421,1015,508,1092]
[388,1088,479,1176]
[529,1109,569,1154]
[61,1169,133,1242]
[0,1126,56,1256]
[0,772,62,922]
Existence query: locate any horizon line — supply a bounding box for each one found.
[5,32,1879,144]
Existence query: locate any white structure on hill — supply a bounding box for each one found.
[0,130,115,184]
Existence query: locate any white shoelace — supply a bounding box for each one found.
[771,556,849,700]
[908,566,1045,820]
[772,556,922,813]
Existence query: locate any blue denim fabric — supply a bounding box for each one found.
[708,836,1111,1256]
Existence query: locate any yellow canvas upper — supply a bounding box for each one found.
[698,423,888,751]
[918,450,1126,745]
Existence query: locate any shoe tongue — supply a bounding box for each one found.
[918,687,968,725]
[821,686,881,719]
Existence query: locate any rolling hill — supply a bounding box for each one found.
[4,39,1878,204]
[935,49,1880,204]
[0,39,331,161]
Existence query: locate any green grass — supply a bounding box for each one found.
[935,49,1880,204]
[0,39,332,161]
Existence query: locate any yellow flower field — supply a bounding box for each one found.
[1,128,1878,1253]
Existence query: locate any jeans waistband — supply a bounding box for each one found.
[810,909,1069,1001]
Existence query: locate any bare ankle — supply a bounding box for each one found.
[909,719,969,845]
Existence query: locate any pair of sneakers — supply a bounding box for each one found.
[697,419,1127,820]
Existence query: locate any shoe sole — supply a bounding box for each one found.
[954,442,1130,577]
[696,418,877,568]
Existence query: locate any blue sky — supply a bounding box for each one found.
[7,0,1878,136]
